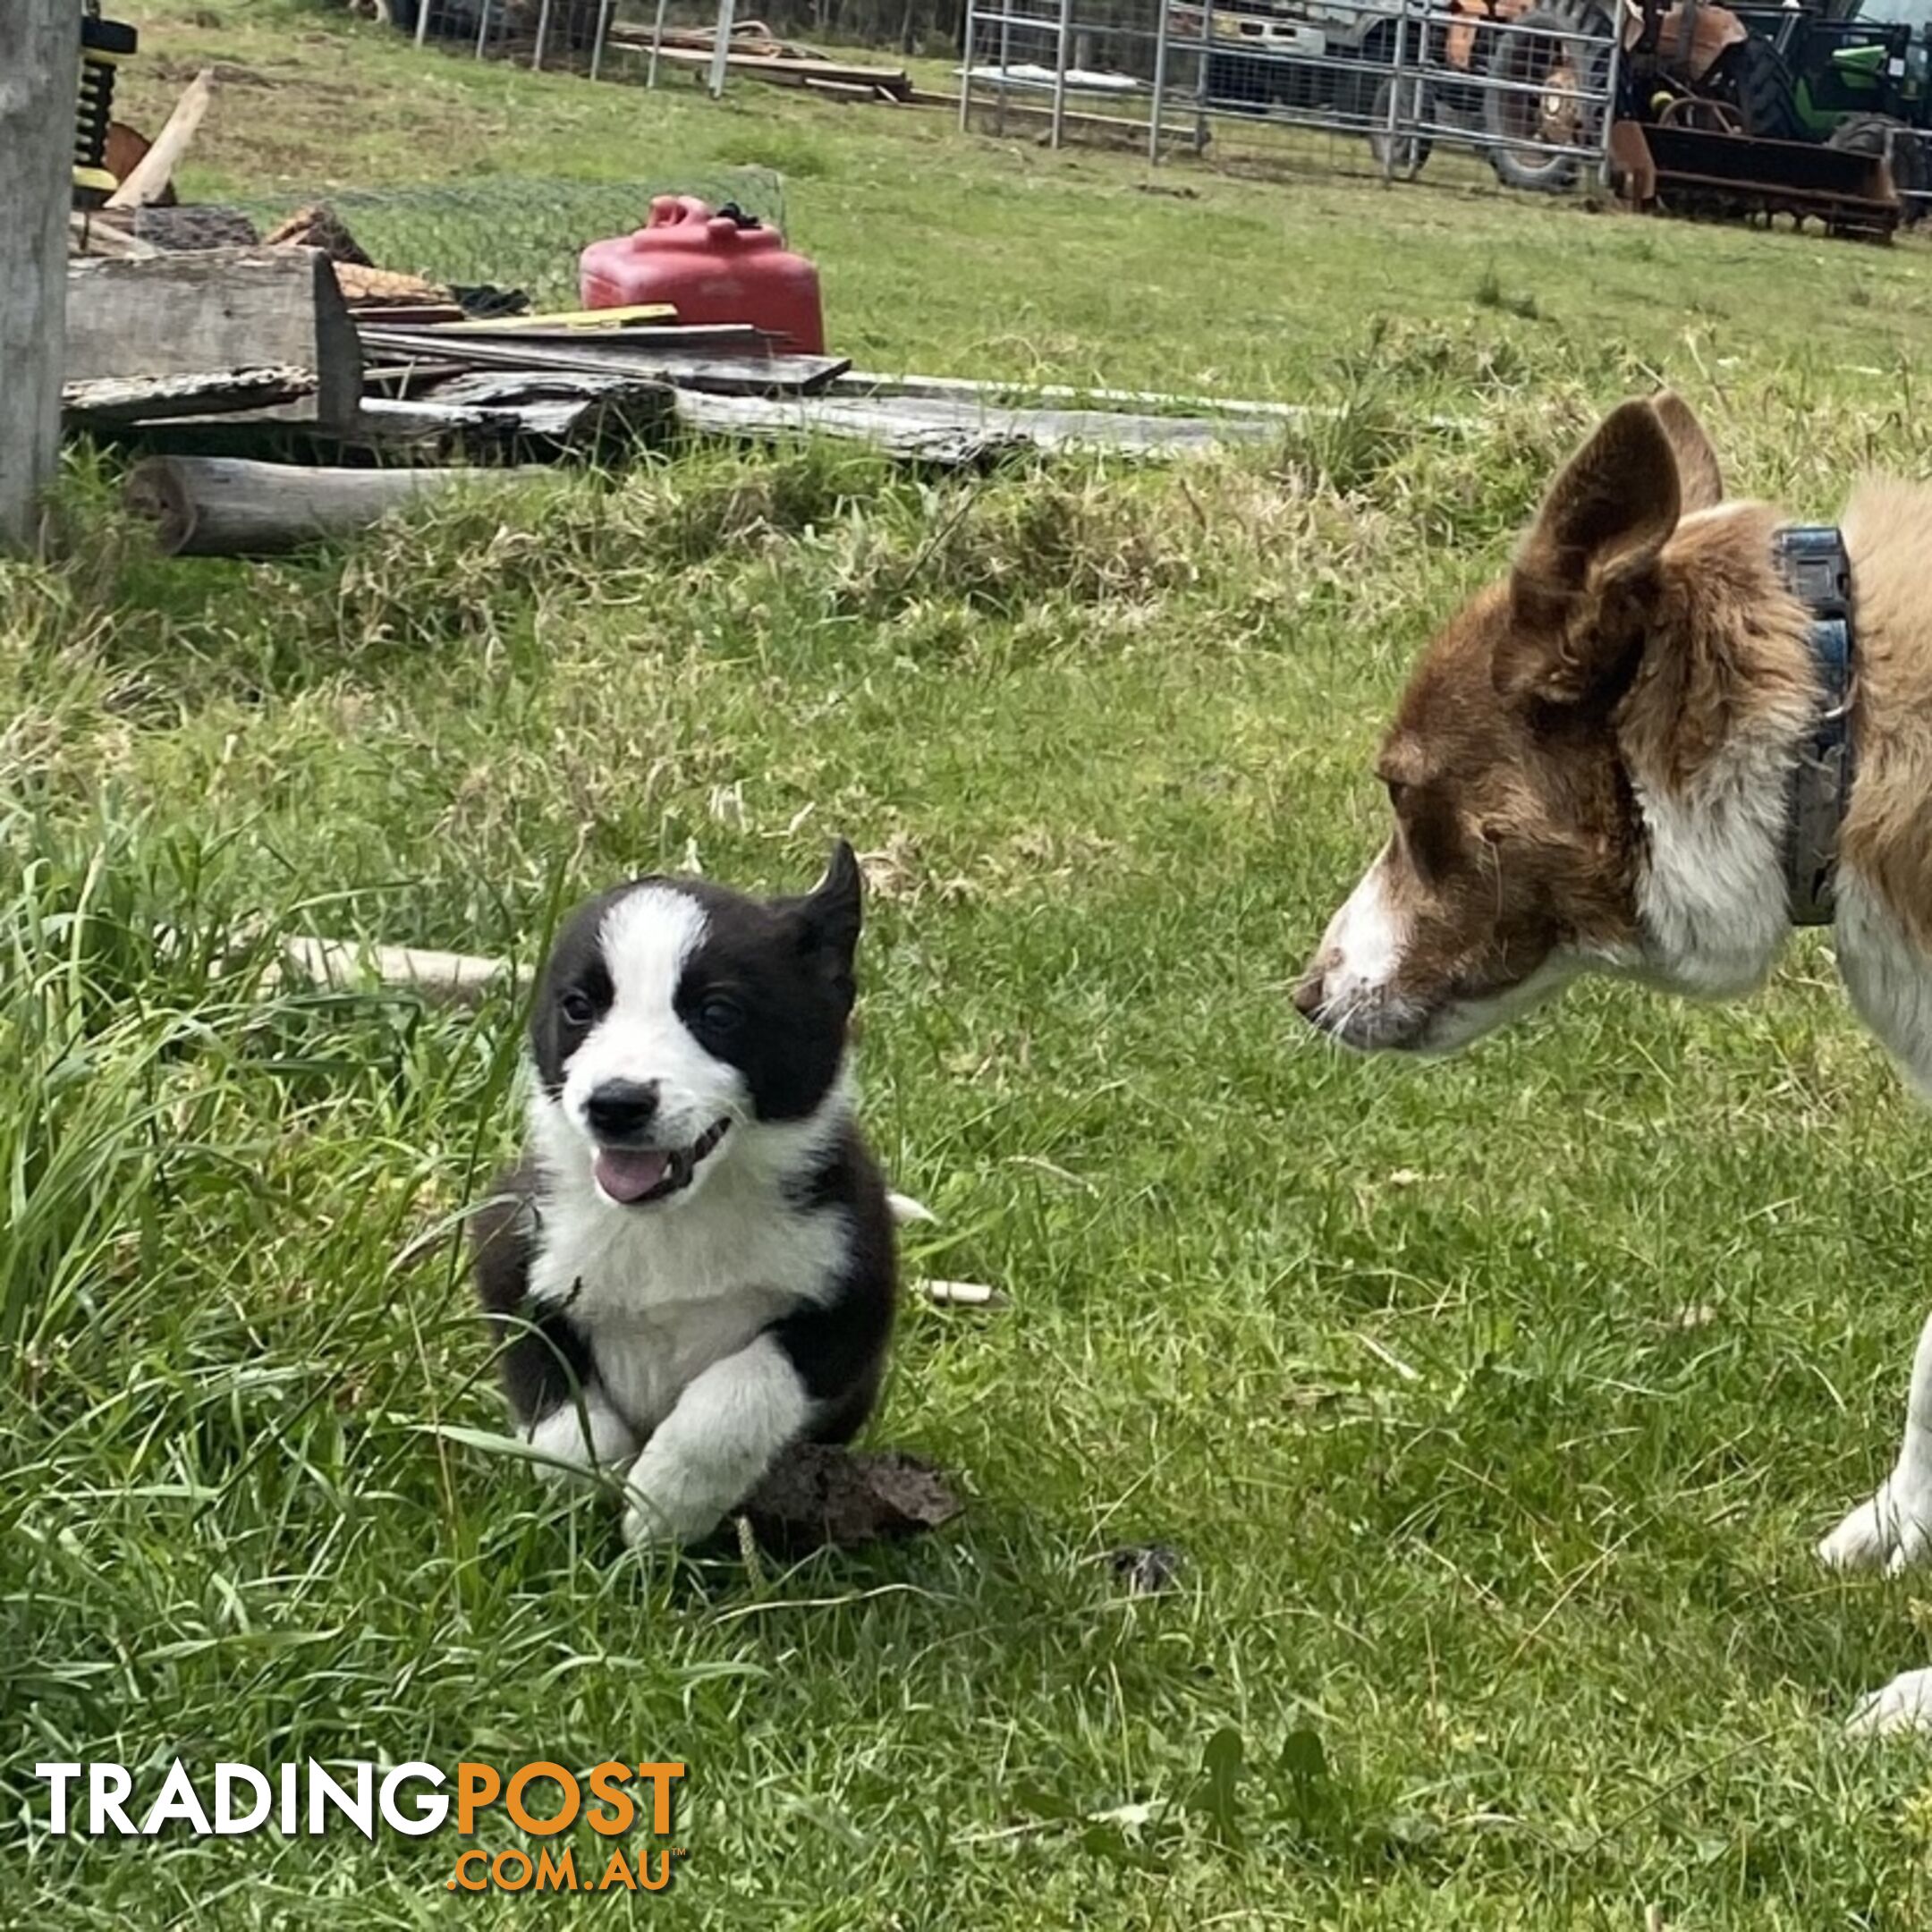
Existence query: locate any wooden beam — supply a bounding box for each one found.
[65,249,362,430]
[105,70,213,210]
[0,0,79,550]
[275,936,525,1005]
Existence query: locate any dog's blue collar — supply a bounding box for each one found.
[1775,525,1855,928]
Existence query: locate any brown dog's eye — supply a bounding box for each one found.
[1385,778,1409,812]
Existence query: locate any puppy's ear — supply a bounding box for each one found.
[1496,400,1682,707]
[790,840,862,1004]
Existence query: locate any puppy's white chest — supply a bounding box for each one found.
[585,1290,791,1433]
[526,1187,845,1432]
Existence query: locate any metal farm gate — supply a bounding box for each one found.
[957,0,1622,192]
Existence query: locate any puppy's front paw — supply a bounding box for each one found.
[524,1396,637,1481]
[1819,1470,1932,1575]
[618,1449,728,1552]
[1848,1668,1932,1738]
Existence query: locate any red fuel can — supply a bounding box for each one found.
[579,196,826,354]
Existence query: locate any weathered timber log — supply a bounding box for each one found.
[123,456,549,556]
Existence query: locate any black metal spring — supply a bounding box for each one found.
[76,17,136,174]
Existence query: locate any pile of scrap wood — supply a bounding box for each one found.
[68,239,1296,554]
[60,243,865,551]
[608,17,911,101]
[57,58,1286,559]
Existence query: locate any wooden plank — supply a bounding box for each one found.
[672,389,1024,465]
[611,20,825,60]
[644,44,911,95]
[429,303,679,334]
[374,321,771,353]
[123,456,548,556]
[275,936,524,1005]
[65,250,362,430]
[348,305,470,329]
[670,388,1286,462]
[1,0,77,549]
[105,71,213,209]
[803,78,899,102]
[64,366,318,427]
[358,326,847,394]
[838,370,1471,433]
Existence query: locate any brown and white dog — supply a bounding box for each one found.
[1293,392,1932,1733]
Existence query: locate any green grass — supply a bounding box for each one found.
[13,4,1932,1924]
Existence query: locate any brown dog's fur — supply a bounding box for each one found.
[1297,392,1932,1727]
[1295,395,1827,1051]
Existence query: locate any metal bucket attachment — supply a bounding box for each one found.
[1609,118,1900,239]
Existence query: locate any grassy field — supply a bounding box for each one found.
[12,3,1932,1924]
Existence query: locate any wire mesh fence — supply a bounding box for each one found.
[233,172,787,309]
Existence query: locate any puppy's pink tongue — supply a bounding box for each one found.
[595,1148,670,1202]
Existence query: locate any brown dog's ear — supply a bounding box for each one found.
[1651,391,1724,513]
[1497,400,1682,706]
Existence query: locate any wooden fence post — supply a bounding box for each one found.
[0,0,79,551]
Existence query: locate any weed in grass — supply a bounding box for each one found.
[1473,263,1541,321]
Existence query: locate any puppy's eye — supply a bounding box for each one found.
[559,988,597,1028]
[1384,778,1410,812]
[697,994,743,1035]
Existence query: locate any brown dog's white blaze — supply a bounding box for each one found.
[1296,392,1819,1055]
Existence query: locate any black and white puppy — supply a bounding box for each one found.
[472,842,895,1548]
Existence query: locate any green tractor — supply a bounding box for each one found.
[1732,0,1932,206]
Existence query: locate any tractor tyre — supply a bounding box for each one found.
[1484,1,1615,194]
[1828,112,1929,222]
[1710,34,1801,142]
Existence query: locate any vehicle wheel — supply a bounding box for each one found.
[1368,74,1435,177]
[1829,111,1929,217]
[1483,0,1614,193]
[1708,34,1801,141]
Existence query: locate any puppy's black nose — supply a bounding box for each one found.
[585,1079,661,1141]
